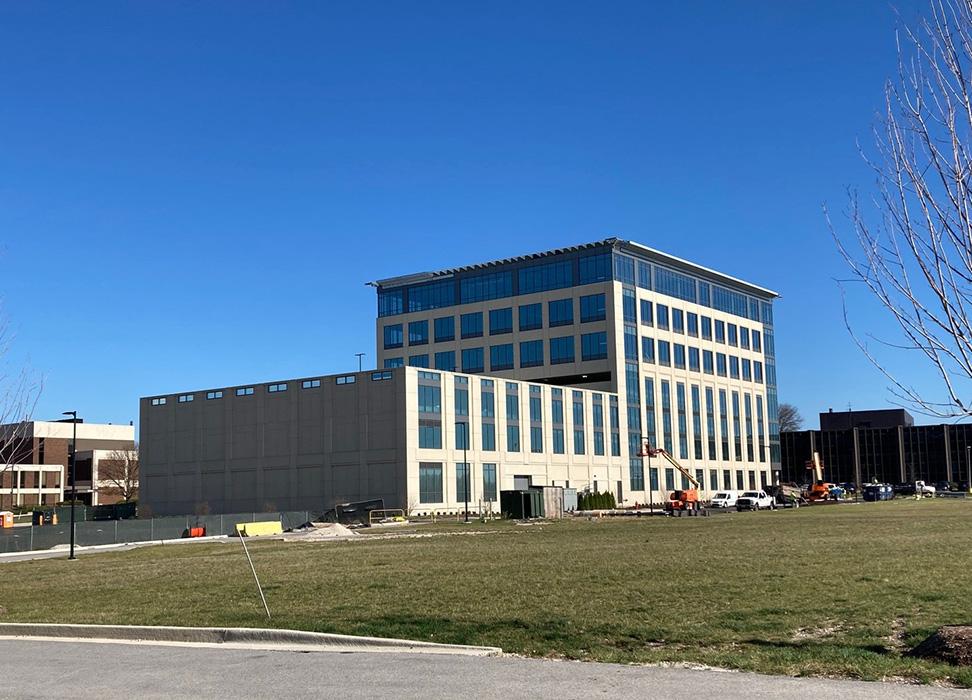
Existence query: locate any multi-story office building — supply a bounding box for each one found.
[371,238,780,497]
[139,367,625,516]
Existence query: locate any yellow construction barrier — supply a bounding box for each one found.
[235,520,283,537]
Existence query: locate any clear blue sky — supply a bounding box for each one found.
[0,0,941,430]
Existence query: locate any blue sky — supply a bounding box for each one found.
[0,0,943,430]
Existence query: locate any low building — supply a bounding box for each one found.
[781,409,972,486]
[139,366,628,517]
[0,419,136,508]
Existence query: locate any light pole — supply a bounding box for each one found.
[966,446,971,494]
[460,421,469,522]
[355,353,365,372]
[62,411,78,560]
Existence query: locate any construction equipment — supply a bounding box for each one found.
[641,442,702,513]
[805,452,837,502]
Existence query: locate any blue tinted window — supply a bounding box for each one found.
[461,347,484,373]
[688,347,700,372]
[699,282,711,307]
[654,267,696,303]
[672,308,684,333]
[580,294,606,322]
[740,327,750,350]
[408,354,429,368]
[408,279,455,312]
[637,261,651,289]
[715,320,725,343]
[490,344,514,371]
[729,356,740,379]
[385,357,404,368]
[754,361,764,383]
[674,344,686,369]
[640,300,653,326]
[581,332,608,360]
[518,260,573,295]
[728,324,738,346]
[701,316,712,340]
[578,252,611,284]
[752,330,762,353]
[641,336,655,363]
[408,320,428,346]
[624,325,637,360]
[460,312,483,339]
[519,303,543,331]
[742,358,752,381]
[613,254,635,285]
[550,336,575,364]
[712,285,748,317]
[383,324,403,349]
[656,305,669,330]
[658,340,671,366]
[548,298,574,327]
[378,288,404,317]
[489,308,513,335]
[519,340,544,368]
[434,316,454,342]
[716,353,727,376]
[687,312,698,337]
[434,351,455,371]
[760,302,774,326]
[622,288,636,323]
[703,350,714,374]
[460,270,513,303]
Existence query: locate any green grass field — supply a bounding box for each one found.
[2,499,972,686]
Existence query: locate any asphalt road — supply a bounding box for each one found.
[0,639,966,699]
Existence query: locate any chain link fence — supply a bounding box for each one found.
[0,510,311,555]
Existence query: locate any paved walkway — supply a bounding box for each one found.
[0,638,966,699]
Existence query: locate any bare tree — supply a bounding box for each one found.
[778,403,804,433]
[831,0,972,417]
[98,446,139,502]
[0,311,41,510]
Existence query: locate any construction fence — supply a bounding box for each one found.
[0,510,312,555]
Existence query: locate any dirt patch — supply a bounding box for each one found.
[792,622,843,641]
[908,625,972,666]
[286,522,359,541]
[886,617,908,653]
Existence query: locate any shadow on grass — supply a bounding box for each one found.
[741,637,896,657]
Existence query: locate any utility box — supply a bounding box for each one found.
[563,488,578,513]
[500,490,543,519]
[0,511,12,528]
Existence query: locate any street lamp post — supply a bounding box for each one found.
[460,421,469,522]
[355,353,365,372]
[62,411,78,560]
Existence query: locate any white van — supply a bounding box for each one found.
[710,491,738,508]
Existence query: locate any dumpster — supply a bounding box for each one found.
[863,484,894,501]
[31,509,57,526]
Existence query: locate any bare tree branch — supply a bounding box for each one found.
[98,445,139,502]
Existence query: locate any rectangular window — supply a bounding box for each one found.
[614,254,635,284]
[518,303,543,331]
[419,463,443,503]
[519,340,544,368]
[408,280,455,312]
[752,330,762,353]
[610,396,621,456]
[506,383,520,452]
[716,353,727,377]
[572,391,585,455]
[548,298,574,327]
[151,397,166,406]
[687,312,698,337]
[550,336,575,364]
[518,259,573,295]
[236,387,255,396]
[455,421,470,450]
[383,324,403,349]
[434,351,456,372]
[691,385,703,460]
[490,344,514,371]
[267,384,287,393]
[483,463,497,502]
[593,394,605,456]
[705,387,717,461]
[756,395,766,462]
[729,356,740,379]
[408,320,429,346]
[301,380,321,389]
[676,383,688,460]
[673,344,686,370]
[658,340,671,366]
[672,308,684,334]
[703,350,714,375]
[732,391,743,461]
[641,336,655,364]
[552,389,565,455]
[654,266,697,303]
[744,393,754,462]
[719,389,730,461]
[622,288,637,323]
[371,371,392,381]
[409,354,429,368]
[644,378,657,449]
[530,386,543,453]
[701,316,712,340]
[530,427,543,453]
[385,357,404,368]
[460,270,513,303]
[754,361,764,383]
[579,294,606,323]
[656,304,669,330]
[640,300,653,326]
[489,307,513,335]
[178,394,193,403]
[661,380,673,454]
[336,375,356,385]
[637,260,651,289]
[740,328,750,350]
[418,378,442,449]
[461,348,484,373]
[688,347,700,372]
[728,323,738,347]
[624,325,638,361]
[206,391,223,400]
[378,287,404,317]
[742,359,752,382]
[715,320,726,343]
[581,332,608,361]
[434,316,455,342]
[461,312,483,339]
[454,377,469,417]
[578,252,611,284]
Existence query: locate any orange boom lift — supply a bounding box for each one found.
[641,442,702,513]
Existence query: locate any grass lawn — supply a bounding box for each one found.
[2,498,972,686]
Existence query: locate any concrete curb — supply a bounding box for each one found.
[0,623,502,656]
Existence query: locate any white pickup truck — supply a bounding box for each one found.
[735,490,775,511]
[916,480,937,497]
